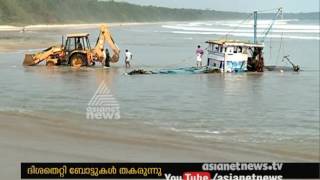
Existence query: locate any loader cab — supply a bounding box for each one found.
[64,33,91,52]
[64,33,92,66]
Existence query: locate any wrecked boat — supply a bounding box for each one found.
[205,8,300,73]
[127,8,300,76]
[206,40,264,72]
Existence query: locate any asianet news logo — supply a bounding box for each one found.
[202,163,283,171]
[86,81,120,120]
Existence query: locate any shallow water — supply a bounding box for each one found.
[0,20,319,157]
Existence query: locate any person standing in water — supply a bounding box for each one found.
[125,49,132,68]
[104,49,111,67]
[196,45,204,68]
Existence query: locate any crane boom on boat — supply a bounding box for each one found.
[260,7,284,43]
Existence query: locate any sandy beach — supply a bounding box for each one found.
[0,111,317,179]
[0,22,165,52]
[0,22,160,32]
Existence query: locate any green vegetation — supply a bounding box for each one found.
[0,0,318,25]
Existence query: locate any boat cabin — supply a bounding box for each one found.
[206,40,265,72]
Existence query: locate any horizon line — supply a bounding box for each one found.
[102,0,320,14]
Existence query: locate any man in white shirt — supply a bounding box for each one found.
[125,49,132,68]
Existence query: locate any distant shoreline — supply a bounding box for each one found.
[0,22,167,32]
[0,22,169,52]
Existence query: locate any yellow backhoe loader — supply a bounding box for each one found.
[23,24,120,67]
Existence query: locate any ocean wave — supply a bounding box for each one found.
[212,19,299,26]
[172,19,318,30]
[170,31,320,40]
[202,20,290,28]
[162,25,320,33]
[170,127,221,134]
[177,22,213,27]
[221,24,320,30]
[0,107,33,113]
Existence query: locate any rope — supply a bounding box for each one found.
[257,8,282,13]
[215,7,284,42]
[275,11,285,66]
[261,8,283,43]
[165,41,209,68]
[269,32,273,64]
[164,54,195,68]
[277,32,286,65]
[221,13,253,40]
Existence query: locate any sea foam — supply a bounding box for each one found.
[162,19,320,41]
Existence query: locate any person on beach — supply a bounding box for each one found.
[125,49,132,68]
[196,45,204,68]
[104,49,111,67]
[76,39,83,50]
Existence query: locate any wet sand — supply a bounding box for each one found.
[0,111,317,179]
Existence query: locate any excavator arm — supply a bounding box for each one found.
[23,46,63,66]
[94,24,120,63]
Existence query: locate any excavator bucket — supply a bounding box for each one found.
[111,54,119,63]
[23,54,36,66]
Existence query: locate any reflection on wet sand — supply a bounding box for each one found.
[23,65,121,88]
[94,67,120,88]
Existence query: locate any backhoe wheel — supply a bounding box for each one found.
[70,54,86,67]
[46,61,55,66]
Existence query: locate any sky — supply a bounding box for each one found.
[114,0,320,12]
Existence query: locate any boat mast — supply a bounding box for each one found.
[253,11,258,44]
